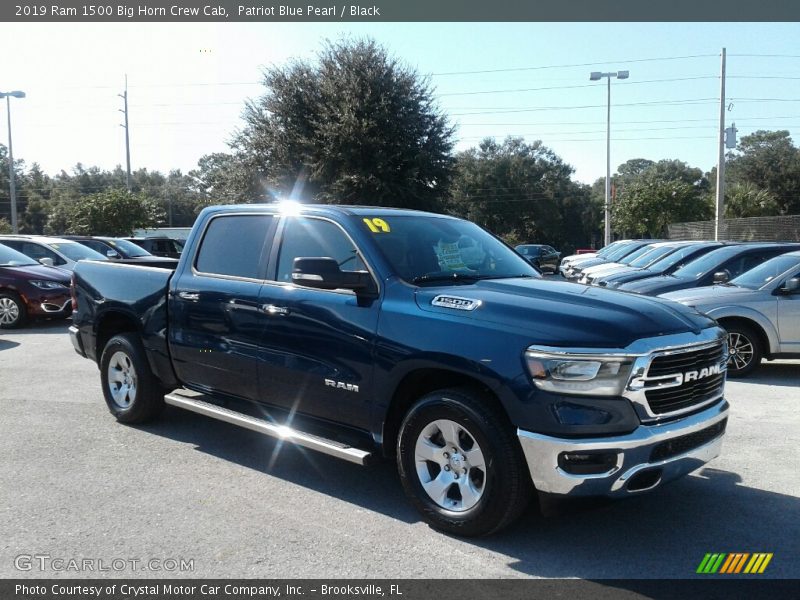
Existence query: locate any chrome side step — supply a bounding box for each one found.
[164,391,374,465]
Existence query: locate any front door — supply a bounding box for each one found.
[257,216,380,429]
[777,268,800,352]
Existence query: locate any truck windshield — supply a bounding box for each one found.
[729,254,800,289]
[363,215,539,284]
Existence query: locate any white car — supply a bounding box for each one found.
[661,250,800,377]
[0,235,107,271]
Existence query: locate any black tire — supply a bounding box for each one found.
[725,323,763,378]
[0,291,27,329]
[100,333,164,423]
[397,388,532,536]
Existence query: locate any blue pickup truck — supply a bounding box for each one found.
[69,203,730,536]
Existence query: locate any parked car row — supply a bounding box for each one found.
[0,234,182,328]
[563,239,800,376]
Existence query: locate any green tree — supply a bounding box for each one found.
[724,182,781,218]
[726,130,800,214]
[447,137,593,248]
[0,217,11,234]
[46,189,164,236]
[614,175,713,237]
[232,37,455,209]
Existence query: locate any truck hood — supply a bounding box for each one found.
[415,277,715,348]
[661,284,764,307]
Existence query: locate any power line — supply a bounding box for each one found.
[451,98,720,116]
[429,54,718,76]
[437,76,718,97]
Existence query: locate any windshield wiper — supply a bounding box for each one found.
[412,272,538,284]
[412,272,494,284]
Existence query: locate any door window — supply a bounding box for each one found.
[275,217,367,284]
[195,215,274,279]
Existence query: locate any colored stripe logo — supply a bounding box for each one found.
[697,553,773,574]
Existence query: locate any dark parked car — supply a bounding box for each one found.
[617,243,800,296]
[124,237,184,259]
[65,236,155,260]
[515,244,560,273]
[598,241,727,288]
[0,243,72,328]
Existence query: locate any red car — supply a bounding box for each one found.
[0,243,72,328]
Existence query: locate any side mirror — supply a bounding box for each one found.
[106,250,121,259]
[779,277,800,294]
[38,257,54,267]
[292,257,374,294]
[713,270,730,284]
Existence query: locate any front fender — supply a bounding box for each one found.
[703,305,779,355]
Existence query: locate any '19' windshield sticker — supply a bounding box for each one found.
[363,217,391,233]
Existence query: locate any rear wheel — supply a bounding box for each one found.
[725,324,763,377]
[100,333,164,423]
[397,388,532,536]
[0,292,26,329]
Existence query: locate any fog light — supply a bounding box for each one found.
[558,451,618,475]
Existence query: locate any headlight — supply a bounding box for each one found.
[29,279,67,290]
[525,349,634,396]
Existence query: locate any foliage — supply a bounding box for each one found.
[726,130,800,215]
[231,37,455,210]
[46,189,165,236]
[0,217,11,234]
[447,137,597,250]
[612,160,713,237]
[724,182,781,218]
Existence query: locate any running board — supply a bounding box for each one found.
[164,391,374,465]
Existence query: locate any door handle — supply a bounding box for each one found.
[178,291,200,301]
[260,304,289,316]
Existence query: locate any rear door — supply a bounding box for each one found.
[169,213,277,401]
[256,215,380,429]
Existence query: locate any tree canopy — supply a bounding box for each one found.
[231,38,455,210]
[447,137,597,249]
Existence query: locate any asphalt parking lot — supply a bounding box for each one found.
[1,320,798,579]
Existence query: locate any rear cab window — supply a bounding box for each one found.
[195,214,276,279]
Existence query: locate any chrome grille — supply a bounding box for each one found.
[642,342,727,416]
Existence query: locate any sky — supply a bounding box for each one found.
[1,22,800,185]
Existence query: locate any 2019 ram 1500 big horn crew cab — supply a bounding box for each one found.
[69,203,730,536]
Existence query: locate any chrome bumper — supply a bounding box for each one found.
[518,400,728,497]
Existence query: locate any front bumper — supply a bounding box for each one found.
[518,400,729,497]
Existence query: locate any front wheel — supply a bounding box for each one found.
[397,388,532,536]
[100,333,164,423]
[0,292,27,329]
[725,324,763,378]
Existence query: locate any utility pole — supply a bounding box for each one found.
[0,90,25,234]
[715,48,726,241]
[119,75,131,192]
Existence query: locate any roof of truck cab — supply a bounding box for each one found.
[204,203,458,219]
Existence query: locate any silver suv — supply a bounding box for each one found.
[662,250,800,376]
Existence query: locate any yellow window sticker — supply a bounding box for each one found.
[363,217,391,233]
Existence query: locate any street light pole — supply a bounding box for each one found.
[590,70,629,247]
[0,90,26,234]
